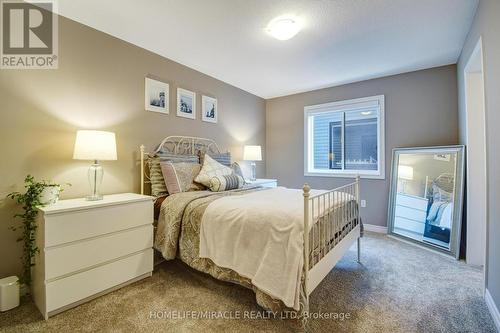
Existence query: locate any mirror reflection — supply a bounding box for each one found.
[389,147,464,255]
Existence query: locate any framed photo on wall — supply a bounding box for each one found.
[145,78,169,114]
[202,95,217,123]
[177,88,196,119]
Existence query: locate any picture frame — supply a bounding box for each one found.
[177,88,196,119]
[202,95,218,123]
[145,77,169,114]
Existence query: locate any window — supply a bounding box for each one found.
[304,95,385,179]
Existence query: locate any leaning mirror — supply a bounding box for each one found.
[387,146,465,258]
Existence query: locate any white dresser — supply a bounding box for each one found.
[32,193,154,319]
[394,193,429,237]
[245,178,278,188]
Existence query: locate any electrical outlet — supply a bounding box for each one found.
[360,200,367,208]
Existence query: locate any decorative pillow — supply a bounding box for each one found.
[200,152,245,179]
[209,174,244,192]
[160,162,205,194]
[231,162,244,179]
[149,154,199,197]
[194,154,234,187]
[199,151,232,167]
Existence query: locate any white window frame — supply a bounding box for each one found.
[304,95,385,179]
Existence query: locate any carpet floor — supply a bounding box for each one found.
[0,232,496,333]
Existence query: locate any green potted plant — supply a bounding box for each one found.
[7,175,69,287]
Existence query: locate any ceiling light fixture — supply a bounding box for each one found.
[266,17,301,41]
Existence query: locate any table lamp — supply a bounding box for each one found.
[398,165,414,194]
[73,130,117,201]
[243,145,262,181]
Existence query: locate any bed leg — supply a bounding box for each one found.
[357,237,361,263]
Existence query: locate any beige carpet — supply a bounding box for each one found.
[0,233,496,333]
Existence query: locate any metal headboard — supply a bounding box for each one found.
[140,136,222,195]
[433,173,455,193]
[153,136,221,155]
[424,173,455,199]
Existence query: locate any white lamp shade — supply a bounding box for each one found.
[398,165,414,180]
[73,130,117,161]
[243,145,262,161]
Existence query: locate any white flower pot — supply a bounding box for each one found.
[39,185,61,206]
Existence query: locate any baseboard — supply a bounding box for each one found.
[363,223,387,234]
[485,288,500,332]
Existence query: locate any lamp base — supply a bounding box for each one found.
[85,194,103,201]
[250,162,256,181]
[87,161,104,201]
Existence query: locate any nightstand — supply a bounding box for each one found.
[245,178,278,188]
[32,193,154,319]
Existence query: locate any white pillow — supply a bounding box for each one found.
[194,154,233,187]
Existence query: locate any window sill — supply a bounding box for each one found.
[304,171,385,180]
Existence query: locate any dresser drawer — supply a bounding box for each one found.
[44,200,153,246]
[394,217,425,234]
[395,205,427,222]
[45,225,153,280]
[396,194,428,211]
[46,248,153,312]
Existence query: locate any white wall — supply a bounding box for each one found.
[464,69,486,267]
[457,0,500,323]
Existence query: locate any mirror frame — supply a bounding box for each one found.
[387,145,465,258]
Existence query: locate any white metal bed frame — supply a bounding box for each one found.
[140,136,361,306]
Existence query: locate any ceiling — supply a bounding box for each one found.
[56,0,478,99]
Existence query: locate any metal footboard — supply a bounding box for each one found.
[302,176,361,300]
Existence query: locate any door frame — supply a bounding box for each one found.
[463,36,488,291]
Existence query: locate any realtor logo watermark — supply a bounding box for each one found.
[1,0,58,69]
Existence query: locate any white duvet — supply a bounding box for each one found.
[199,186,352,310]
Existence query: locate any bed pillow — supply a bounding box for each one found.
[149,154,199,197]
[199,152,245,179]
[199,151,232,167]
[149,158,168,197]
[160,162,205,194]
[195,154,234,187]
[209,174,244,192]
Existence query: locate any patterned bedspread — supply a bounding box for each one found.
[154,187,300,316]
[154,187,360,326]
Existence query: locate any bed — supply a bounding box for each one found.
[423,173,455,246]
[139,136,362,323]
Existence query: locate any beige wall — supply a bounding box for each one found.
[0,17,266,277]
[266,65,458,227]
[457,0,500,313]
